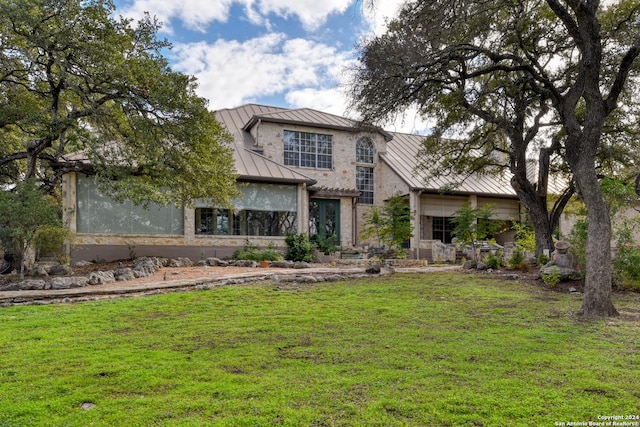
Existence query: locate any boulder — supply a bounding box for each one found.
[114,268,135,281]
[169,257,193,267]
[133,259,159,278]
[206,257,229,267]
[48,265,73,276]
[233,260,258,268]
[29,266,49,277]
[50,277,88,289]
[271,260,294,268]
[0,280,47,291]
[88,271,116,285]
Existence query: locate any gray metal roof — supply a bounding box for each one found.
[215,104,317,185]
[216,103,567,197]
[381,132,568,197]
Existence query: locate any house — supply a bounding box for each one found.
[62,103,554,263]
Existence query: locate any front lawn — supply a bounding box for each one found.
[1,273,639,426]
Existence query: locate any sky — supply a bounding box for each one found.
[112,0,430,134]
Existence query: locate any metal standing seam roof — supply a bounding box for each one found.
[216,103,567,197]
[380,132,517,197]
[215,104,317,185]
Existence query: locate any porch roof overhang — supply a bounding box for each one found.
[308,186,361,198]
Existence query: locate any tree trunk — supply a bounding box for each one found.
[511,177,554,257]
[572,164,618,317]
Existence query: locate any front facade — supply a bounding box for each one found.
[63,104,532,263]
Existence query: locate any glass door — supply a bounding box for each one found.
[309,199,340,243]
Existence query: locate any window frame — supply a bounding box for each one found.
[356,166,374,205]
[283,130,333,169]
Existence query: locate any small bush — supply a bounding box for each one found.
[233,240,283,262]
[484,251,504,269]
[541,266,560,287]
[34,225,75,264]
[285,233,315,263]
[508,249,524,269]
[517,260,531,272]
[613,246,640,291]
[537,253,550,266]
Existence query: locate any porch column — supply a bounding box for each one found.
[298,183,309,234]
[410,190,421,259]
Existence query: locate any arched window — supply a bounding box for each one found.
[356,138,374,164]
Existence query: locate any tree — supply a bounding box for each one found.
[360,193,413,256]
[451,203,501,263]
[0,181,62,279]
[350,0,640,317]
[0,0,238,207]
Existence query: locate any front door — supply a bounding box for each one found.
[309,199,340,243]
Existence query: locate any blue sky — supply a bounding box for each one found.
[111,0,430,133]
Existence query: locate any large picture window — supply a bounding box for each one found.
[76,175,184,235]
[196,183,298,237]
[283,130,333,169]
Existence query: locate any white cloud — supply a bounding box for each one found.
[118,0,354,32]
[171,34,353,110]
[117,0,234,32]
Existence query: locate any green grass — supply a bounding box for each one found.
[1,273,639,426]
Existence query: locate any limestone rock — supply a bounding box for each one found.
[133,259,159,278]
[0,279,47,291]
[88,271,116,285]
[169,257,193,267]
[50,277,88,289]
[206,257,229,267]
[29,266,49,277]
[271,261,294,268]
[115,268,135,281]
[48,265,72,276]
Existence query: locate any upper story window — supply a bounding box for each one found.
[283,130,333,169]
[356,137,374,164]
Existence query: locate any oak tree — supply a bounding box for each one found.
[350,0,640,317]
[0,0,238,207]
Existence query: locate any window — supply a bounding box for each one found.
[356,166,374,205]
[433,217,455,243]
[76,175,184,235]
[195,183,298,237]
[283,130,333,169]
[195,208,229,235]
[356,138,374,164]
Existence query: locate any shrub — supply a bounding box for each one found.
[537,253,550,266]
[541,266,560,287]
[508,249,525,269]
[233,240,283,262]
[484,251,504,269]
[315,234,338,255]
[285,233,315,263]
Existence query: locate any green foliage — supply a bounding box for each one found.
[233,240,283,262]
[314,234,338,255]
[612,219,640,291]
[484,251,504,269]
[33,225,75,264]
[0,0,238,206]
[541,266,561,287]
[284,233,315,263]
[567,218,588,270]
[451,203,500,261]
[0,181,62,277]
[508,249,525,269]
[359,193,413,254]
[538,253,550,266]
[512,221,536,253]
